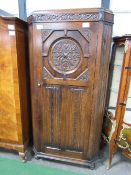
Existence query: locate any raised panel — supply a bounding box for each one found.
[41,85,89,152]
[41,29,90,86]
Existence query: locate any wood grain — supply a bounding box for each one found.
[28,8,113,166]
[0,17,31,158]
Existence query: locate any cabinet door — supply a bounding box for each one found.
[33,24,98,159]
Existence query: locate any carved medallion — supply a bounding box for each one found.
[49,38,81,74]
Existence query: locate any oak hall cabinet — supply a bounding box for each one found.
[28,8,113,168]
[0,17,30,161]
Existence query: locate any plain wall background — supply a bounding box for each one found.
[0,0,131,36]
[0,0,19,16]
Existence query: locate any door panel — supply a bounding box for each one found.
[37,26,96,157]
[41,85,89,152]
[42,29,89,82]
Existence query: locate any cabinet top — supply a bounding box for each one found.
[0,16,27,24]
[27,8,114,24]
[0,16,27,29]
[113,35,131,42]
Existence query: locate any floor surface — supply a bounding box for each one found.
[0,146,130,175]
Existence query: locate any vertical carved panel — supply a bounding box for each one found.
[73,91,81,150]
[44,85,62,147]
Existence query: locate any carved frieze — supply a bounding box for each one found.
[31,12,103,22]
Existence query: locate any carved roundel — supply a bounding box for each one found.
[49,38,81,74]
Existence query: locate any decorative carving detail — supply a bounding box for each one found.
[79,29,92,42]
[42,30,53,42]
[50,38,81,74]
[43,67,54,79]
[70,87,86,92]
[31,12,103,22]
[45,85,59,90]
[76,69,88,81]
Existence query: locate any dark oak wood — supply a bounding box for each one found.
[0,17,31,161]
[28,8,113,167]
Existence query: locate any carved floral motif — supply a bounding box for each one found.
[50,38,81,74]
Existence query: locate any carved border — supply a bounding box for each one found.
[42,29,90,58]
[43,67,54,79]
[42,30,53,42]
[30,12,103,23]
[76,69,88,81]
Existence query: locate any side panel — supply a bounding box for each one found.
[88,23,113,159]
[0,20,19,143]
[15,24,31,146]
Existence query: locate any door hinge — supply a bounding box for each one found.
[119,102,126,106]
[125,66,131,70]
